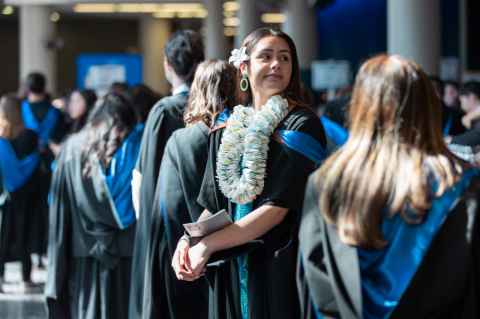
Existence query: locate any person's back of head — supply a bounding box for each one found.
[460,81,480,100]
[26,72,47,95]
[316,54,463,249]
[110,82,129,96]
[164,30,205,86]
[0,94,24,139]
[127,84,161,123]
[184,60,237,127]
[81,93,137,176]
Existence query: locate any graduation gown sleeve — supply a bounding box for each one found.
[45,150,72,318]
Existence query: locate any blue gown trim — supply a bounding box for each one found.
[443,113,453,136]
[215,109,230,125]
[103,124,144,229]
[234,202,253,319]
[358,168,479,319]
[320,116,348,147]
[276,130,327,165]
[0,137,39,193]
[21,100,59,147]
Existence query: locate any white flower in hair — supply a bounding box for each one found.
[228,47,250,69]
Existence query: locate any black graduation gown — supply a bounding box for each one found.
[197,107,327,319]
[142,122,210,319]
[297,174,480,319]
[26,100,66,256]
[0,129,39,277]
[45,132,136,319]
[129,92,189,319]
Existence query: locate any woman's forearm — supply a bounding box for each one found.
[200,205,288,255]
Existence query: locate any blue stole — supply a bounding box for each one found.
[320,116,349,147]
[275,130,327,165]
[0,137,39,193]
[103,124,144,229]
[358,169,478,319]
[443,113,453,136]
[21,100,59,147]
[216,109,230,125]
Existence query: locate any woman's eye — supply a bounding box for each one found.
[281,55,290,62]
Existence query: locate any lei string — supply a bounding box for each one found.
[217,95,289,204]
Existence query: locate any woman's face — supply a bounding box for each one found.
[68,91,87,120]
[245,36,293,101]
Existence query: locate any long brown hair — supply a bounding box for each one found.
[0,94,24,139]
[316,54,464,249]
[184,60,237,127]
[239,28,305,107]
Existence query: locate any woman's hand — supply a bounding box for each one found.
[187,241,211,279]
[171,237,197,281]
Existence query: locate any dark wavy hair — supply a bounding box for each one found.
[238,28,304,107]
[81,93,137,176]
[70,89,97,134]
[184,60,237,127]
[164,30,205,85]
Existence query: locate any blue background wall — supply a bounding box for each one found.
[314,0,460,74]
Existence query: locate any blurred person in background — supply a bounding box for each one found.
[0,94,41,292]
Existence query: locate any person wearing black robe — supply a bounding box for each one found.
[45,94,143,319]
[0,95,41,289]
[128,30,205,319]
[172,29,327,319]
[21,72,66,260]
[141,60,237,319]
[297,55,480,319]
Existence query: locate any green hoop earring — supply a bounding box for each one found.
[240,73,249,92]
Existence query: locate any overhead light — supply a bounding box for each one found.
[157,3,204,12]
[117,4,160,13]
[153,11,176,19]
[74,4,116,13]
[223,17,239,27]
[261,13,285,24]
[2,5,14,15]
[223,1,239,11]
[50,11,61,22]
[224,27,237,37]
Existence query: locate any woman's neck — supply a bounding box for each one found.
[252,93,271,111]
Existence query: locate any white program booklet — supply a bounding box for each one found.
[183,209,232,238]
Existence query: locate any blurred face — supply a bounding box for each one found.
[459,93,478,113]
[443,84,459,107]
[68,91,87,120]
[242,36,293,104]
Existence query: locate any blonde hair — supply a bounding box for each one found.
[184,60,237,127]
[0,94,24,139]
[316,55,464,249]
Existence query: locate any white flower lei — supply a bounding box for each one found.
[217,95,289,204]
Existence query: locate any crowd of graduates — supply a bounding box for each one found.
[1,27,480,319]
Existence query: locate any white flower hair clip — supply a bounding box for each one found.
[228,47,249,69]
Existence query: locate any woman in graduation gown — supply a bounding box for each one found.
[0,94,40,289]
[45,93,143,319]
[129,30,204,319]
[297,54,480,319]
[172,28,327,319]
[142,60,237,319]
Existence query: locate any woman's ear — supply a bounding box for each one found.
[239,63,248,77]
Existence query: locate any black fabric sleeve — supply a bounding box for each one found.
[197,130,228,214]
[451,129,480,146]
[256,113,325,212]
[45,152,71,318]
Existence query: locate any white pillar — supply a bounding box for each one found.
[20,5,56,94]
[204,0,227,59]
[140,16,170,95]
[388,0,440,75]
[282,0,317,70]
[235,0,261,47]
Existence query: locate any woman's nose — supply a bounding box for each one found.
[271,58,281,70]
